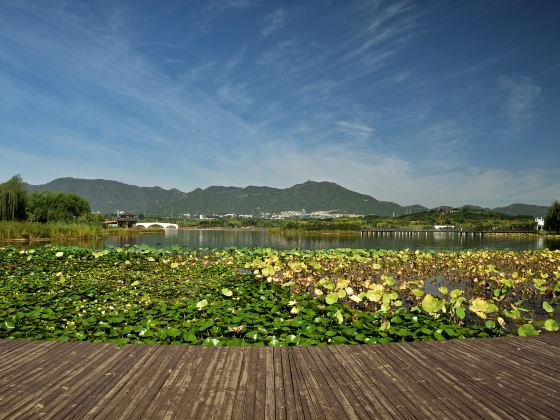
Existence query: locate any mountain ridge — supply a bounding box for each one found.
[25,177,548,217]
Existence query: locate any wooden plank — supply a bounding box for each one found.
[121,345,184,419]
[368,343,448,418]
[230,347,251,419]
[26,343,125,418]
[52,344,152,419]
[240,345,258,420]
[286,345,312,420]
[83,344,160,418]
[374,342,471,419]
[94,344,168,418]
[263,347,276,420]
[442,338,560,417]
[196,347,237,419]
[414,340,539,418]
[1,336,559,419]
[344,344,417,419]
[0,342,88,416]
[290,346,339,420]
[301,346,361,420]
[218,347,247,420]
[382,341,486,419]
[161,346,206,420]
[143,346,196,419]
[253,347,268,419]
[177,347,223,418]
[328,344,401,418]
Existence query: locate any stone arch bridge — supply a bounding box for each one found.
[135,222,179,229]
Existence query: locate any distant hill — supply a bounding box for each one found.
[26,178,188,216]
[25,177,548,218]
[26,178,426,216]
[490,203,548,218]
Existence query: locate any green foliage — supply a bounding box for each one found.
[2,246,558,346]
[0,222,102,241]
[27,191,90,223]
[544,201,560,234]
[0,175,27,221]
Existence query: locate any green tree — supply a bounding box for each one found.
[544,200,560,234]
[27,191,91,223]
[0,175,27,221]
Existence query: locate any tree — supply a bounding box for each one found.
[544,201,560,234]
[27,191,91,223]
[0,175,27,221]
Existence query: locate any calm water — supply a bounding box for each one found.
[10,229,560,251]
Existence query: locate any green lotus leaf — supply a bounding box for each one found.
[543,301,554,313]
[261,265,276,277]
[196,299,208,310]
[517,324,539,336]
[335,309,343,324]
[449,289,462,299]
[422,294,443,314]
[469,298,491,319]
[484,320,495,329]
[325,293,338,305]
[202,337,221,346]
[544,319,559,332]
[366,290,383,302]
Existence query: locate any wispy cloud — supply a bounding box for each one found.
[217,83,253,107]
[1,1,558,207]
[499,75,541,130]
[336,121,375,141]
[261,9,288,37]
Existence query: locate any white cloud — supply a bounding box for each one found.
[499,75,541,130]
[336,121,375,140]
[261,9,288,37]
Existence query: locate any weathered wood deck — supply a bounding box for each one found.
[1,335,559,419]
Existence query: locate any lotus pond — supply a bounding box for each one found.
[1,246,558,346]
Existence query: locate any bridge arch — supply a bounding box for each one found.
[136,222,179,229]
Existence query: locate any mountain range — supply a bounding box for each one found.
[25,177,549,217]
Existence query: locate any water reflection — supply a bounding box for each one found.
[102,229,560,251]
[4,229,560,251]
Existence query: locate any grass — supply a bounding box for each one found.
[0,221,103,241]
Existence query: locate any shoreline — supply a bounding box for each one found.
[1,225,560,244]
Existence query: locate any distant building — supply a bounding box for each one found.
[535,217,545,231]
[116,211,138,228]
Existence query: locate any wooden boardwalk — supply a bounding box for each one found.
[1,335,559,419]
[360,227,536,236]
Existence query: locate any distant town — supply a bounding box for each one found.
[111,209,363,221]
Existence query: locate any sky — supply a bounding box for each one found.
[1,0,559,208]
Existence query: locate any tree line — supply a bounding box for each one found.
[0,175,91,223]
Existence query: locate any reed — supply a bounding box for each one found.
[0,221,103,241]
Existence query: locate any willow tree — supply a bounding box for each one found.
[0,175,27,221]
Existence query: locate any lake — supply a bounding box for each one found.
[9,229,560,251]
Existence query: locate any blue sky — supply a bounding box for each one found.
[1,0,559,208]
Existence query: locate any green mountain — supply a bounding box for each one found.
[491,203,548,218]
[26,177,548,218]
[26,178,426,216]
